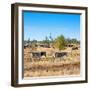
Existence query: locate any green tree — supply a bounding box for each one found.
[66,38,72,44]
[27,38,30,44]
[43,36,50,44]
[49,33,53,42]
[31,39,37,44]
[71,38,78,44]
[54,35,66,50]
[66,38,80,45]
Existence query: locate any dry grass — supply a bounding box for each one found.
[24,60,80,77]
[24,48,80,77]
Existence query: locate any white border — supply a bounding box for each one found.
[18,6,86,84]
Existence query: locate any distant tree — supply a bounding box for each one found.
[71,38,78,44]
[66,38,72,44]
[31,39,37,50]
[54,35,66,50]
[66,38,80,45]
[43,36,50,45]
[77,40,80,44]
[27,38,30,44]
[31,39,37,44]
[49,33,53,42]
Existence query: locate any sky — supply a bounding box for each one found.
[23,11,80,41]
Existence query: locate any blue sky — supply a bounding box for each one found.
[23,11,80,41]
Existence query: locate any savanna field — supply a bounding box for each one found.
[24,46,80,77]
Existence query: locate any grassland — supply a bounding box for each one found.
[24,48,80,77]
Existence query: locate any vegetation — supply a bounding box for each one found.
[27,38,30,44]
[66,38,80,44]
[24,34,80,77]
[54,35,66,50]
[43,36,50,45]
[25,34,80,49]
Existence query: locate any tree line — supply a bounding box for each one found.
[25,34,80,50]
